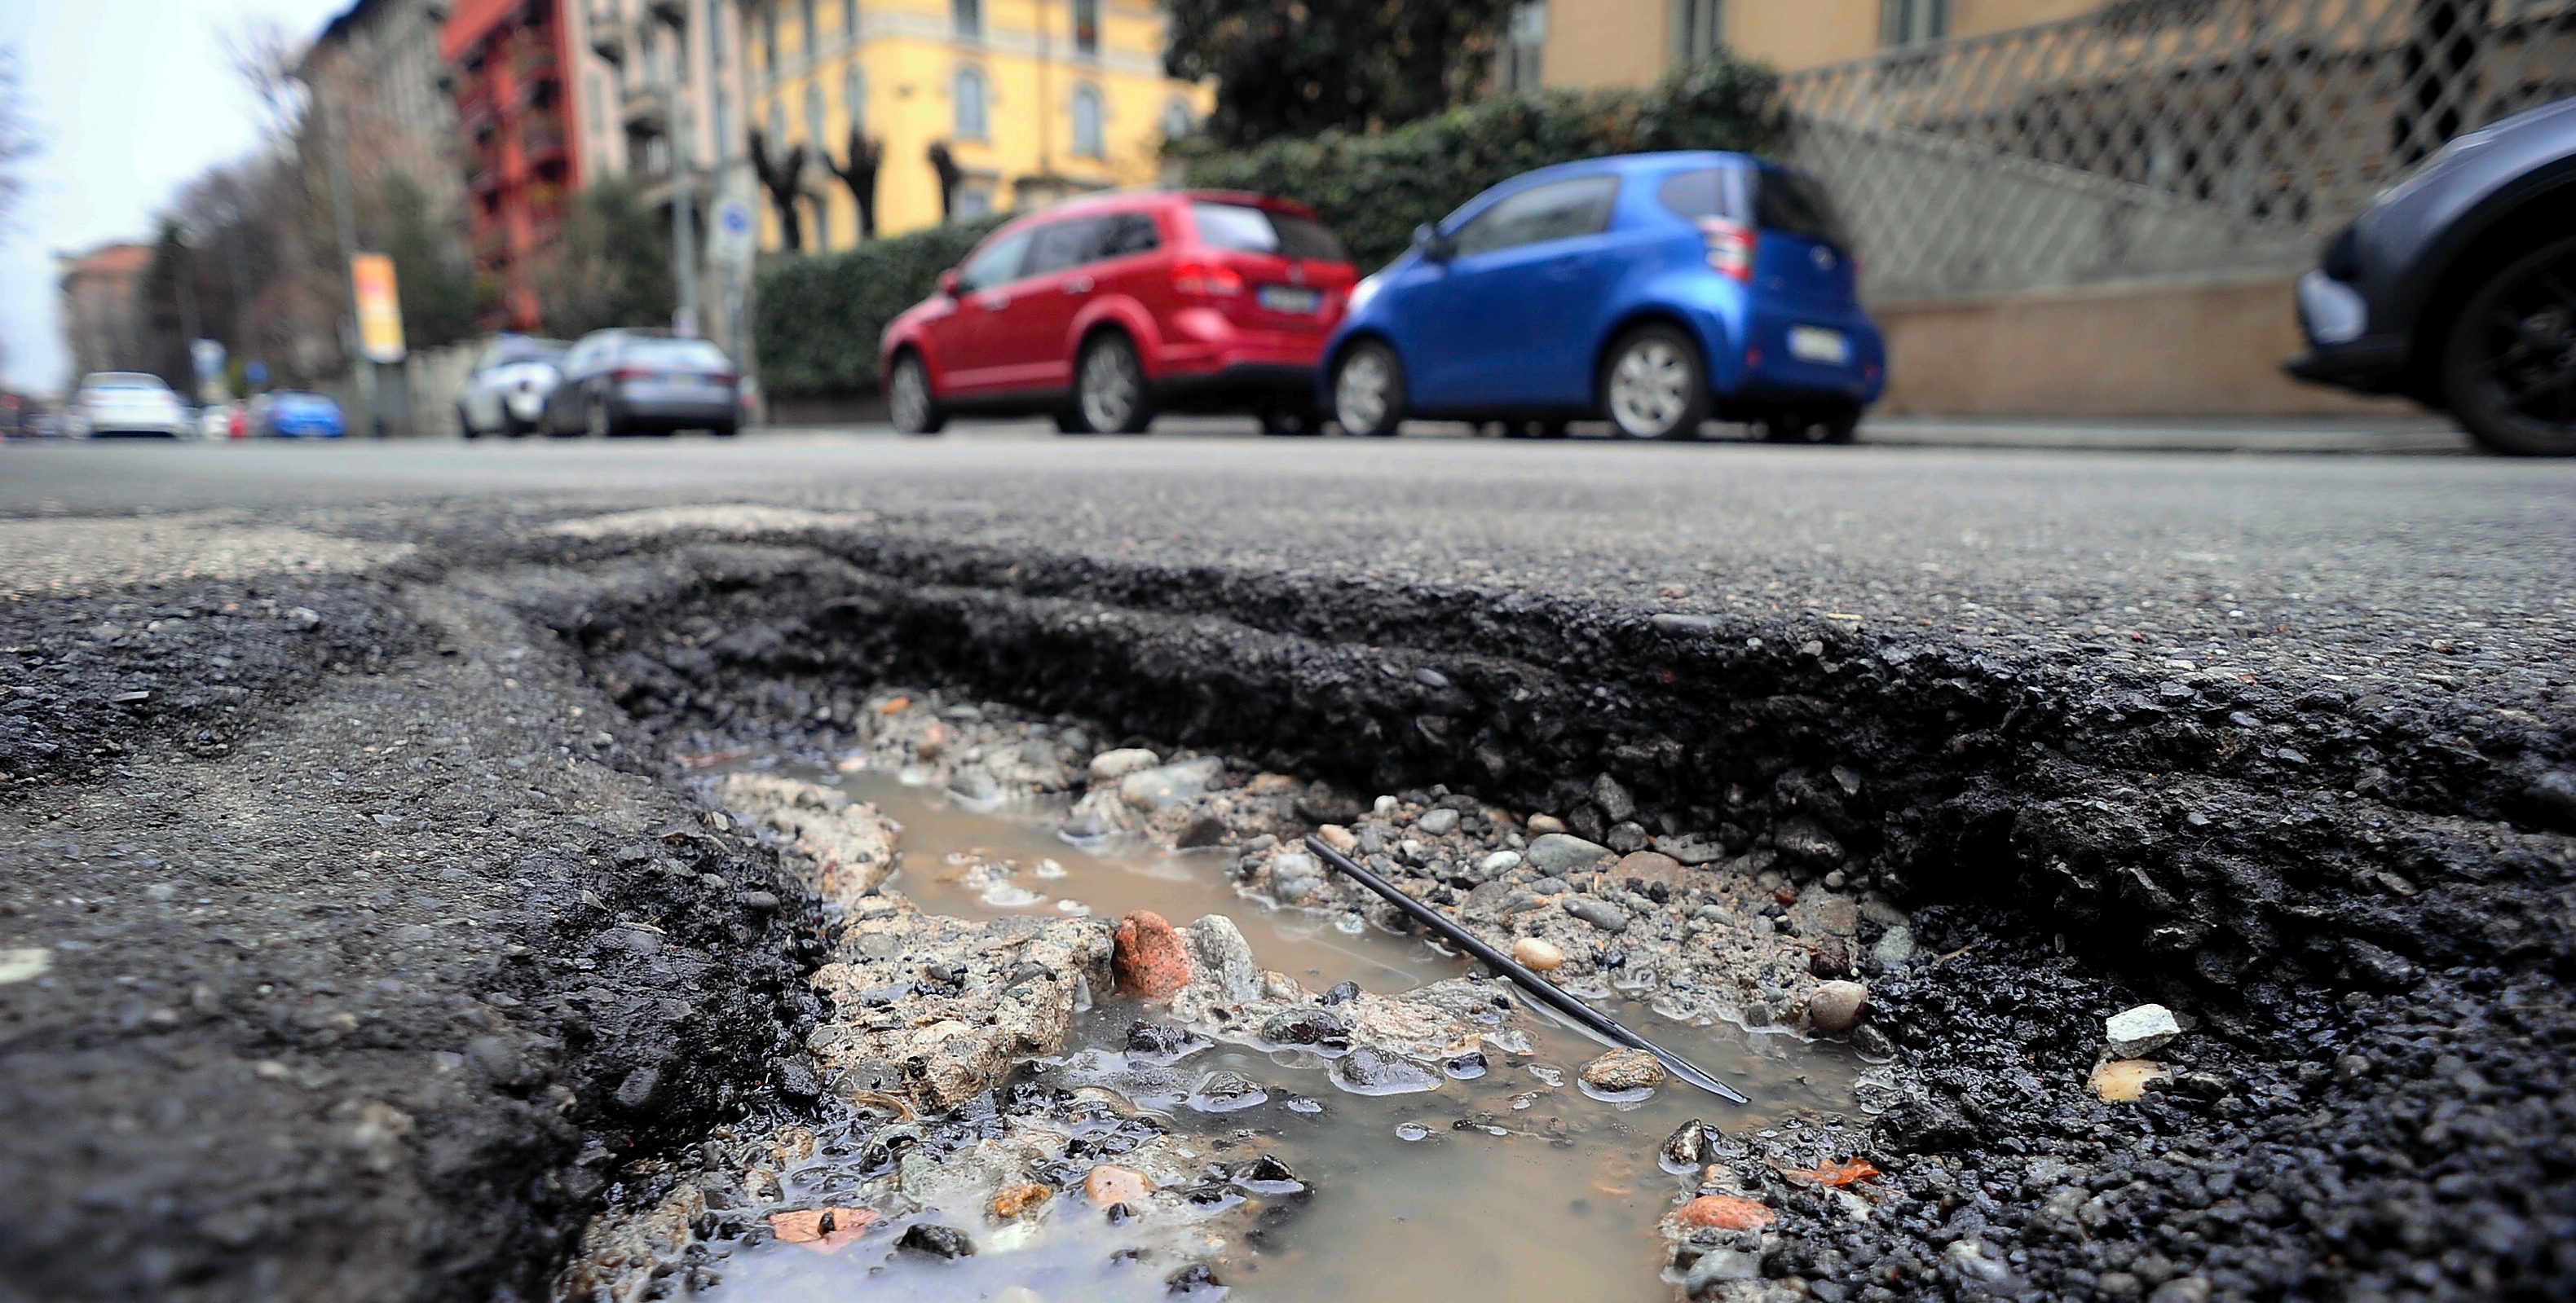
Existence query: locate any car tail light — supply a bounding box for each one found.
[710,371,738,386]
[1171,260,1245,297]
[1698,218,1756,282]
[610,368,652,382]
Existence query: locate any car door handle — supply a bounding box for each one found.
[1546,257,1595,280]
[1062,276,1094,294]
[977,292,1010,310]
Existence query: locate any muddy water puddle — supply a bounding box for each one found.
[704,764,1858,1303]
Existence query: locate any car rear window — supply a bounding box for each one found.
[1753,170,1851,249]
[483,338,566,368]
[1656,167,1748,222]
[86,373,165,390]
[1190,202,1347,262]
[624,339,732,369]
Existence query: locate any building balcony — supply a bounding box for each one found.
[521,114,570,161]
[622,83,671,133]
[643,0,686,25]
[587,7,626,64]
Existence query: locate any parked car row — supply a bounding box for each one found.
[457,329,747,438]
[60,375,346,440]
[880,150,1887,441]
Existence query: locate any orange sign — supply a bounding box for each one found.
[351,253,406,363]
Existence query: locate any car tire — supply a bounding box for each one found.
[888,352,945,435]
[457,405,480,440]
[585,394,619,438]
[1052,410,1092,435]
[1331,341,1405,438]
[2441,233,2576,456]
[1601,325,1711,440]
[1074,333,1154,434]
[503,414,532,438]
[710,420,739,438]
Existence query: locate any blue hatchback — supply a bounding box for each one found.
[1321,152,1885,442]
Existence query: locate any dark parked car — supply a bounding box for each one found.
[539,330,742,437]
[2287,96,2576,455]
[1321,152,1885,442]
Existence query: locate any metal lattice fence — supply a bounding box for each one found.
[1776,0,2576,303]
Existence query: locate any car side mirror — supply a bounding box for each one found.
[939,270,962,297]
[1414,223,1454,262]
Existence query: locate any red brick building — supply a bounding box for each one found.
[442,0,583,328]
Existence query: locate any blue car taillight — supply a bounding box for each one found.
[1698,218,1756,282]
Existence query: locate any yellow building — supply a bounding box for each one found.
[1502,0,2104,88]
[740,0,1210,250]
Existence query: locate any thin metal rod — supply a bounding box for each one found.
[1302,834,1749,1105]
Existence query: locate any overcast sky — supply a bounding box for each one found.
[1,0,348,394]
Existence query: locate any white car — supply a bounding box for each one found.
[457,336,567,438]
[73,372,191,438]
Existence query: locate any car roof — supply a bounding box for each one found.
[992,187,1324,234]
[83,372,168,386]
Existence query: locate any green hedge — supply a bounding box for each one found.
[753,215,1007,398]
[1179,59,1784,273]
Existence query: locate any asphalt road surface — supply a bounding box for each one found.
[5,423,2573,1303]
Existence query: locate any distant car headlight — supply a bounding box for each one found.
[1346,273,1382,315]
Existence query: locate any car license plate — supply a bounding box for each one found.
[1258,285,1322,314]
[1789,326,1851,365]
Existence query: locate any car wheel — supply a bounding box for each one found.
[1259,407,1322,436]
[710,420,739,438]
[457,405,480,440]
[1602,325,1710,439]
[889,352,945,435]
[503,413,532,438]
[2442,233,2576,456]
[1332,341,1405,437]
[1052,410,1092,435]
[585,394,616,438]
[1075,333,1153,434]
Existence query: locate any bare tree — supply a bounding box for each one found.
[0,43,41,233]
[929,142,962,222]
[822,129,883,240]
[748,129,807,253]
[220,19,307,146]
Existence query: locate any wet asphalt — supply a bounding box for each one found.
[4,423,2574,1302]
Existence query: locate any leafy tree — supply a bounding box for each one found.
[533,181,675,337]
[377,174,476,349]
[1164,0,1519,146]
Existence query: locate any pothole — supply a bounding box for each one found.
[564,693,1878,1301]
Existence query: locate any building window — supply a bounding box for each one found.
[845,64,866,134]
[1159,97,1192,142]
[707,0,725,62]
[812,193,832,249]
[1502,2,1547,91]
[953,0,981,38]
[1071,0,1099,55]
[800,0,818,60]
[761,4,779,73]
[841,0,858,42]
[1070,83,1104,158]
[587,72,605,129]
[957,183,994,217]
[807,82,829,149]
[954,65,988,139]
[767,99,788,147]
[1672,0,1719,65]
[1881,0,1947,46]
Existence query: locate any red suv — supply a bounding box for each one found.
[880,191,1356,435]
